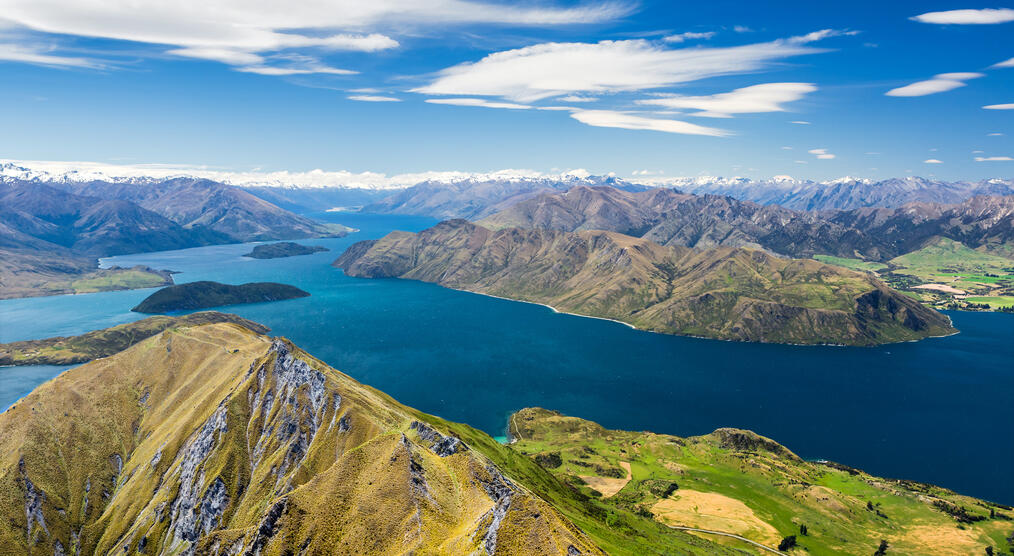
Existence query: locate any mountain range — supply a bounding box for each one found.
[0,174,350,299]
[667,176,1014,211]
[335,219,954,345]
[480,185,1014,261]
[362,175,646,220]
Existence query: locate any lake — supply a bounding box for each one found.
[1,211,1012,504]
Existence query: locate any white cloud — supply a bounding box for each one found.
[924,159,943,164]
[885,72,984,97]
[426,97,532,109]
[790,120,810,124]
[993,57,1014,68]
[238,64,356,76]
[781,146,792,150]
[989,132,1005,136]
[637,82,816,118]
[733,26,752,33]
[983,103,1014,110]
[0,0,628,72]
[570,110,729,136]
[558,95,598,102]
[972,150,984,154]
[413,31,839,102]
[975,156,1013,162]
[348,95,401,102]
[808,148,835,159]
[663,31,716,43]
[911,8,1014,24]
[0,42,104,68]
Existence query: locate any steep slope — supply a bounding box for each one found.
[334,220,954,345]
[0,182,224,256]
[0,323,726,555]
[56,178,350,241]
[510,408,1013,556]
[364,176,646,220]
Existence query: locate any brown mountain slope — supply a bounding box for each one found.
[479,186,1014,261]
[0,323,612,556]
[56,178,350,242]
[334,220,954,345]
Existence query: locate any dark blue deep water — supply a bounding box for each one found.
[1,211,1012,503]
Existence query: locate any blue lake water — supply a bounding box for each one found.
[1,211,1012,504]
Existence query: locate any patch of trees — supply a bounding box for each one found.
[874,539,889,555]
[534,451,562,469]
[778,535,797,551]
[646,480,680,498]
[932,499,986,523]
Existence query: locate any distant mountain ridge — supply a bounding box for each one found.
[649,175,1014,211]
[0,171,351,299]
[362,175,647,220]
[335,219,954,345]
[480,186,1014,261]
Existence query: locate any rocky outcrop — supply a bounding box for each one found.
[0,324,604,555]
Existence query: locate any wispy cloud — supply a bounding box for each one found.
[992,57,1014,68]
[790,120,810,124]
[911,8,1014,24]
[885,72,984,97]
[426,98,532,109]
[808,148,835,160]
[0,0,630,73]
[637,83,817,118]
[0,42,105,69]
[570,110,729,136]
[414,31,841,102]
[983,103,1014,110]
[662,31,715,43]
[975,156,1013,162]
[348,95,401,102]
[923,158,942,164]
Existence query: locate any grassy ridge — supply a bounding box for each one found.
[0,312,269,366]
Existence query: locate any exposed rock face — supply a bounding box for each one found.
[334,220,955,345]
[0,323,603,555]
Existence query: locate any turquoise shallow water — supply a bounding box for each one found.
[1,211,1012,503]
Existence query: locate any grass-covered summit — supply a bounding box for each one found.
[334,220,955,346]
[131,280,309,313]
[0,311,269,366]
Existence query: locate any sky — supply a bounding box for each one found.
[0,0,1012,183]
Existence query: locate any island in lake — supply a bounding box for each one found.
[131,281,309,313]
[242,241,330,259]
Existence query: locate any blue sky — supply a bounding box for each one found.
[0,0,1012,182]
